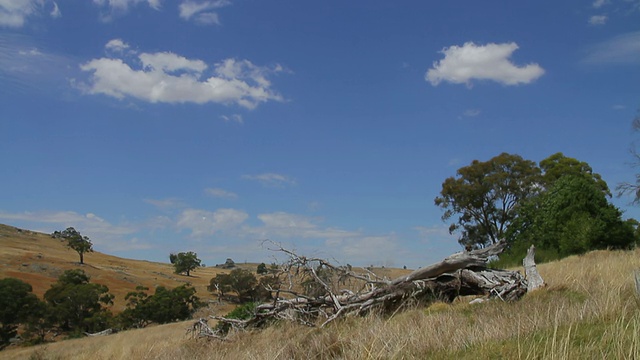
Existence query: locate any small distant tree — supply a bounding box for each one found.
[256,263,268,275]
[169,251,202,276]
[209,269,257,302]
[53,227,93,265]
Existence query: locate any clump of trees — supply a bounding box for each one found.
[209,268,281,303]
[435,152,637,265]
[52,227,93,265]
[169,251,203,276]
[0,269,203,348]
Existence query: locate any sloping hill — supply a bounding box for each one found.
[0,223,225,312]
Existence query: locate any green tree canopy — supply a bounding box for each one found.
[513,175,634,256]
[43,269,114,334]
[540,152,610,196]
[0,278,42,349]
[435,152,541,248]
[169,251,202,276]
[209,268,258,302]
[53,227,93,264]
[118,284,200,328]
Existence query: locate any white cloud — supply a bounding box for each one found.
[589,15,608,25]
[177,208,248,238]
[584,31,640,64]
[463,109,481,117]
[105,38,130,53]
[205,187,238,199]
[242,173,296,187]
[0,210,151,251]
[79,41,285,109]
[50,1,60,17]
[426,42,545,87]
[220,114,243,123]
[593,0,609,8]
[0,0,62,27]
[179,0,230,25]
[612,104,626,110]
[248,212,360,240]
[92,0,160,11]
[139,52,207,73]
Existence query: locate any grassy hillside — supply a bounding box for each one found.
[3,223,640,359]
[0,223,240,313]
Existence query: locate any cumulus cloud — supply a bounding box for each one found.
[205,187,238,199]
[589,15,608,25]
[177,208,248,238]
[0,0,61,27]
[179,0,230,25]
[583,31,640,64]
[79,40,285,109]
[242,173,296,187]
[425,42,545,87]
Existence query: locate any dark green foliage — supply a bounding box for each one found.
[216,302,256,335]
[118,284,201,329]
[209,268,259,302]
[511,175,634,257]
[435,152,541,248]
[170,251,202,276]
[43,269,114,333]
[0,278,42,349]
[540,152,610,196]
[53,227,93,265]
[256,263,268,275]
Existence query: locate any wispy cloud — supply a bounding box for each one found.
[463,109,481,117]
[589,15,608,25]
[0,0,60,27]
[0,210,151,251]
[205,187,238,199]
[220,114,243,123]
[242,173,296,187]
[177,208,248,238]
[78,40,285,109]
[426,42,544,87]
[144,198,186,210]
[179,0,231,25]
[583,31,640,64]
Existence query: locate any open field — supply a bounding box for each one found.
[2,223,640,359]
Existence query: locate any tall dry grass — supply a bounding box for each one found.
[4,248,640,359]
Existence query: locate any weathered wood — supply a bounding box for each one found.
[193,240,539,339]
[523,245,545,292]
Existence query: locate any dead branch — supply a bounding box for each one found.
[192,240,540,339]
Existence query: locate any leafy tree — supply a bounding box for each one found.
[43,269,114,334]
[435,152,541,248]
[0,278,42,349]
[169,251,202,276]
[118,284,200,329]
[209,269,258,302]
[53,227,93,264]
[540,152,610,196]
[256,262,268,275]
[513,175,634,256]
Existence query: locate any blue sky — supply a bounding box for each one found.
[1,0,639,269]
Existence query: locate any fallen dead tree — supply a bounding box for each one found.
[190,241,541,339]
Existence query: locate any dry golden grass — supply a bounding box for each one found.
[3,222,640,359]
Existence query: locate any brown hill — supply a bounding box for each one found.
[0,223,231,312]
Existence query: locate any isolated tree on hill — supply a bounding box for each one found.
[435,152,541,249]
[169,251,202,276]
[53,227,93,264]
[0,278,42,349]
[256,262,268,275]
